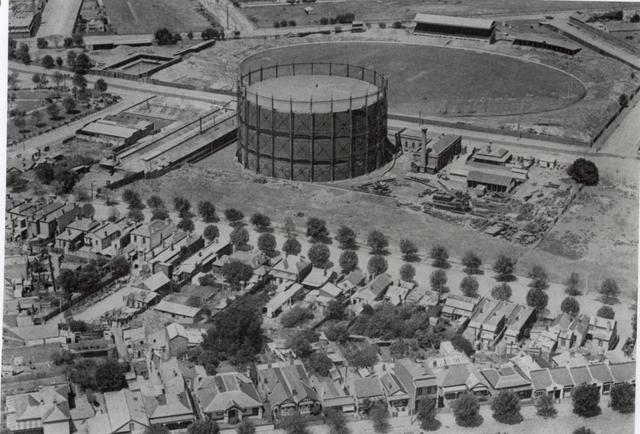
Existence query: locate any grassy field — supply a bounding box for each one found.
[242,42,586,116]
[103,0,211,34]
[241,0,635,28]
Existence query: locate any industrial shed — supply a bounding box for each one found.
[512,33,582,55]
[413,14,496,42]
[466,170,516,193]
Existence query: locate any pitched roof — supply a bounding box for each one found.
[195,372,262,414]
[380,373,407,397]
[153,300,200,318]
[569,366,593,385]
[141,272,171,291]
[258,361,317,407]
[104,389,149,431]
[303,267,335,288]
[413,13,495,30]
[467,170,514,188]
[430,135,460,155]
[588,364,614,384]
[549,366,574,387]
[166,323,187,340]
[480,366,531,390]
[609,362,635,384]
[529,369,553,390]
[354,377,384,399]
[441,364,473,388]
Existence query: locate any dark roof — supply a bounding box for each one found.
[569,366,593,385]
[431,135,460,156]
[549,366,573,387]
[529,369,553,390]
[609,362,635,383]
[588,364,614,384]
[512,33,582,50]
[467,170,514,188]
[413,13,495,30]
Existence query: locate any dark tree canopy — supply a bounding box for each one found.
[123,189,144,209]
[221,260,253,289]
[573,428,595,434]
[567,158,599,186]
[250,212,271,230]
[560,296,580,316]
[173,197,192,217]
[236,419,256,434]
[565,272,581,296]
[491,391,523,424]
[325,322,349,344]
[461,251,482,274]
[596,305,615,319]
[572,383,601,417]
[151,208,169,221]
[611,382,635,414]
[281,306,314,328]
[526,288,548,313]
[307,352,334,377]
[177,218,195,233]
[147,195,165,209]
[452,393,482,427]
[155,28,179,45]
[306,217,330,243]
[600,278,620,304]
[451,335,474,356]
[370,402,390,433]
[430,269,448,295]
[367,230,389,254]
[416,398,439,431]
[94,359,127,392]
[493,255,516,280]
[460,276,479,298]
[399,239,419,261]
[367,255,388,276]
[335,225,357,249]
[187,419,220,434]
[308,243,331,268]
[492,283,513,302]
[339,250,359,273]
[325,300,347,321]
[282,238,302,257]
[400,263,416,282]
[110,256,131,278]
[203,225,220,242]
[346,343,378,368]
[430,245,449,268]
[230,227,250,250]
[198,201,218,222]
[535,394,557,418]
[281,412,311,434]
[325,408,351,434]
[224,208,244,222]
[257,233,277,255]
[528,264,548,290]
[128,208,145,223]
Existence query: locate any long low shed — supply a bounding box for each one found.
[413,13,496,42]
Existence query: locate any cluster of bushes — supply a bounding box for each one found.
[273,20,297,28]
[319,12,355,25]
[155,28,183,45]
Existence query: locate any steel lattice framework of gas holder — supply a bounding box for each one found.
[237,62,392,182]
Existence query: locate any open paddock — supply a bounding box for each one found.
[102,0,211,34]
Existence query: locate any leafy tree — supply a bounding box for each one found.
[400,263,415,282]
[572,384,601,417]
[72,33,84,47]
[462,251,482,274]
[57,268,80,294]
[52,71,64,88]
[284,217,297,238]
[202,27,223,40]
[177,218,195,232]
[336,225,357,249]
[566,272,581,295]
[451,335,474,356]
[619,93,628,108]
[339,250,359,273]
[52,170,78,194]
[7,172,28,192]
[147,195,165,209]
[325,300,347,321]
[573,428,595,434]
[13,114,26,133]
[325,322,349,344]
[224,208,244,223]
[42,54,55,69]
[221,260,253,289]
[430,269,448,295]
[491,391,522,424]
[535,394,557,418]
[94,359,127,392]
[52,350,75,365]
[250,212,271,230]
[567,158,599,186]
[281,412,310,434]
[204,225,219,242]
[17,43,31,64]
[367,255,388,276]
[127,208,144,223]
[72,73,87,94]
[198,350,219,375]
[56,56,64,67]
[257,233,277,256]
[371,402,390,433]
[62,96,76,113]
[230,226,250,250]
[308,351,333,377]
[306,217,330,243]
[325,409,350,434]
[493,255,515,281]
[151,208,169,221]
[173,196,192,217]
[286,330,318,358]
[281,306,314,328]
[8,37,17,59]
[155,28,178,45]
[452,393,482,427]
[187,419,220,434]
[528,264,548,290]
[526,288,548,313]
[430,245,449,268]
[308,243,331,268]
[31,109,43,127]
[46,102,60,119]
[66,50,76,70]
[611,382,634,413]
[236,419,256,434]
[109,256,131,278]
[64,37,74,48]
[283,238,302,257]
[492,283,513,301]
[367,230,388,254]
[73,53,92,74]
[416,398,439,430]
[94,78,108,93]
[123,189,144,209]
[597,305,615,319]
[399,239,419,261]
[600,278,619,304]
[346,343,378,368]
[32,73,42,87]
[204,296,264,364]
[561,296,580,316]
[460,276,479,298]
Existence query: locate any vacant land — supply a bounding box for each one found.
[37,0,82,37]
[103,0,211,34]
[242,42,586,116]
[241,0,635,28]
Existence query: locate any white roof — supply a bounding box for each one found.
[79,120,142,139]
[142,272,171,291]
[265,283,304,312]
[413,13,495,30]
[154,300,200,318]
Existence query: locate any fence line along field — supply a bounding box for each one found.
[102,0,212,34]
[242,42,586,117]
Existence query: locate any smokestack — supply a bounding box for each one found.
[421,126,428,170]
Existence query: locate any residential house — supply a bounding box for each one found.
[302,267,336,289]
[85,221,124,254]
[85,389,150,433]
[172,238,233,283]
[353,377,385,412]
[438,364,490,404]
[478,301,518,350]
[479,365,532,399]
[122,287,158,310]
[551,313,589,352]
[351,273,392,307]
[551,350,590,368]
[384,284,412,306]
[149,323,189,360]
[140,272,172,293]
[587,316,618,352]
[609,361,635,386]
[131,220,174,252]
[256,359,319,418]
[148,235,205,278]
[588,363,615,395]
[380,372,410,415]
[394,359,439,412]
[192,372,263,423]
[153,301,202,324]
[264,282,305,318]
[463,297,500,343]
[337,269,366,296]
[503,304,535,345]
[530,366,576,400]
[270,255,313,284]
[442,294,479,322]
[3,385,72,434]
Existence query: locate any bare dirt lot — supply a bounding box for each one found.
[102,0,211,34]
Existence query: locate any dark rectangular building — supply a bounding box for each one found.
[414,14,496,42]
